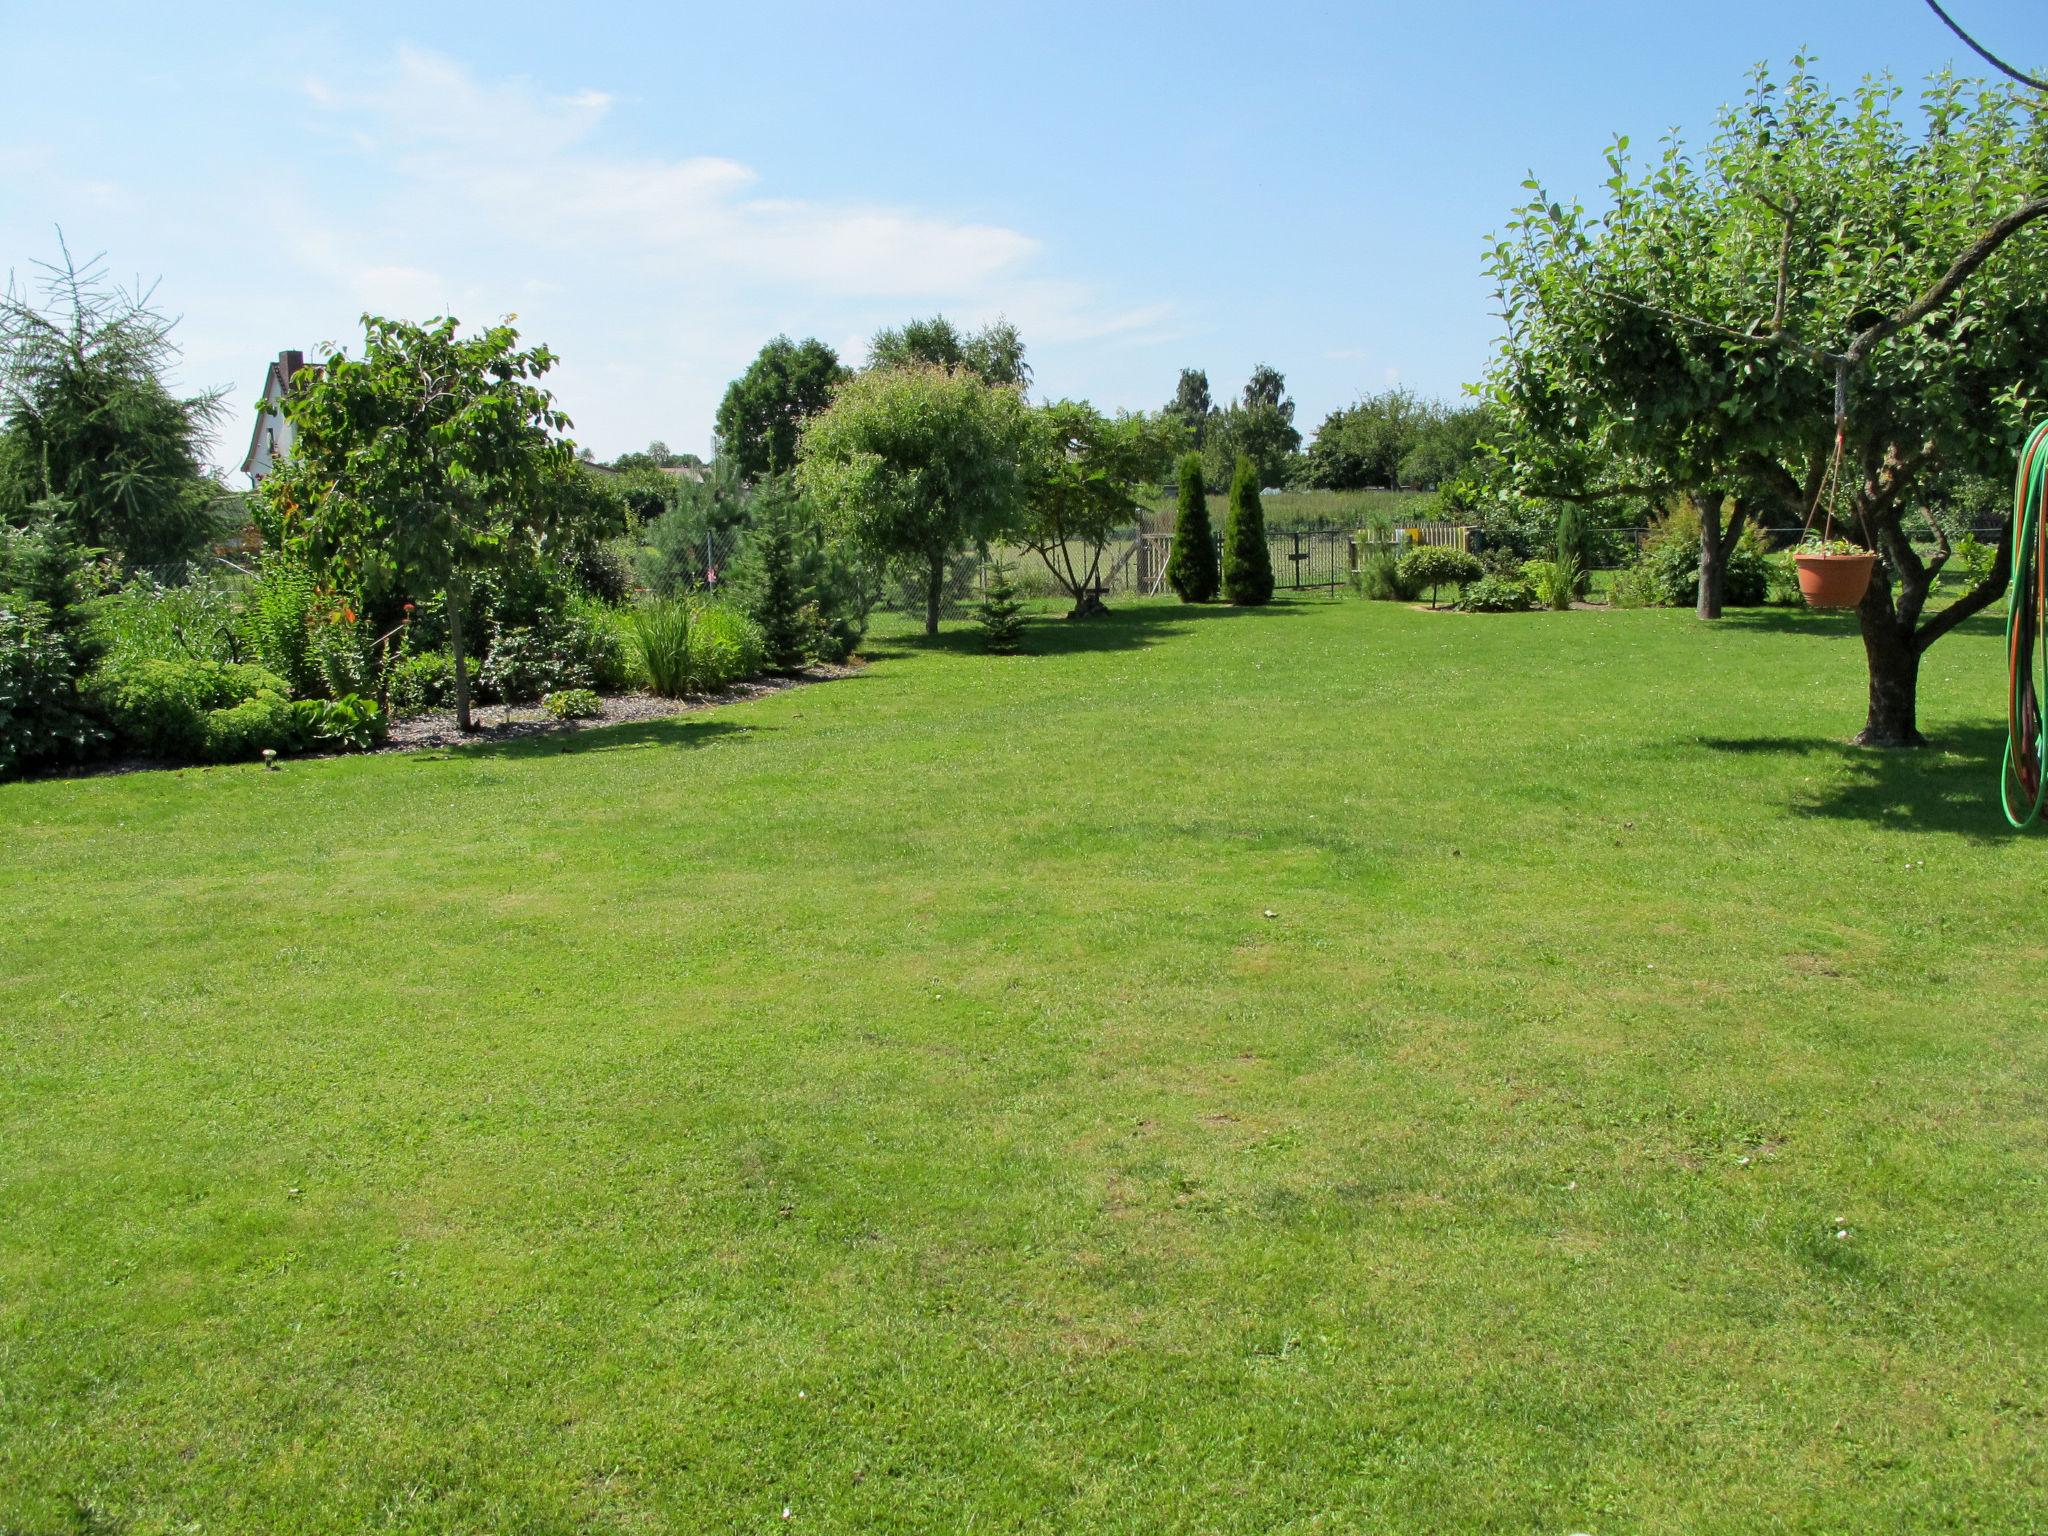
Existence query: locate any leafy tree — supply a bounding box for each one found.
[1304,389,1464,490]
[1169,368,1213,447]
[258,316,577,732]
[1491,59,2048,741]
[1398,545,1484,608]
[1166,450,1218,602]
[715,336,847,479]
[975,562,1027,654]
[1017,400,1150,617]
[612,440,700,471]
[0,243,226,568]
[867,315,1030,390]
[1221,454,1274,606]
[1234,365,1302,488]
[797,364,1032,635]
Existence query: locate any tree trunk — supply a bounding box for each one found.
[924,553,944,636]
[1695,492,1734,620]
[1854,585,1924,747]
[448,574,474,733]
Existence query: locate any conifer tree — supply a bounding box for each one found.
[1554,501,1591,597]
[744,478,812,671]
[975,562,1027,654]
[1221,454,1274,606]
[1165,450,1218,602]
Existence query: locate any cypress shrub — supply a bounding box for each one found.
[743,481,811,671]
[1554,502,1591,597]
[1165,451,1218,602]
[976,562,1028,654]
[1220,454,1274,606]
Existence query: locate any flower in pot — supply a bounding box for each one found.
[1793,533,1877,609]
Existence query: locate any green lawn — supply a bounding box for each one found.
[3,596,2044,1533]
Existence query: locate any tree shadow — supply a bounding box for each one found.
[1690,724,2017,840]
[862,596,1318,661]
[410,716,762,765]
[1713,607,2006,642]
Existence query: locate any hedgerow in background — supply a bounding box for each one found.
[257,316,579,733]
[975,562,1027,654]
[1166,451,1218,602]
[1398,546,1483,608]
[1220,454,1274,606]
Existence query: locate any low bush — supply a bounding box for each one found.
[83,659,289,760]
[1522,557,1582,611]
[1618,503,1771,607]
[543,688,603,720]
[202,688,302,763]
[688,603,767,690]
[1456,573,1537,612]
[1397,546,1483,607]
[93,573,240,667]
[292,694,389,751]
[480,606,630,704]
[386,650,479,716]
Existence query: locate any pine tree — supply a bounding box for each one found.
[1165,451,1218,602]
[1221,454,1274,606]
[744,479,812,671]
[975,561,1028,654]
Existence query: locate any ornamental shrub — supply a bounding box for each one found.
[202,688,302,762]
[1165,452,1218,602]
[291,694,389,751]
[83,658,288,760]
[1397,545,1483,607]
[1220,454,1273,606]
[543,688,603,720]
[1,519,106,779]
[687,603,767,690]
[386,650,478,716]
[1619,503,1771,607]
[1455,573,1537,612]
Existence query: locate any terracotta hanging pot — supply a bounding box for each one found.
[1794,550,1877,609]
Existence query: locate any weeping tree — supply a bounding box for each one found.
[0,240,227,568]
[1492,59,2048,742]
[257,315,577,732]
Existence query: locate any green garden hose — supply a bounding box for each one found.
[2001,421,2048,827]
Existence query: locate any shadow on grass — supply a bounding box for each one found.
[863,595,1317,661]
[412,716,761,765]
[1692,724,2016,839]
[1713,607,2006,642]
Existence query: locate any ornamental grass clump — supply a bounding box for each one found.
[624,598,692,697]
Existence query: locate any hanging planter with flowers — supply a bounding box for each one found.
[1793,533,1877,609]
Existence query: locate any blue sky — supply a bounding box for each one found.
[2,0,2037,471]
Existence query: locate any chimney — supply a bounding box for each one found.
[278,349,305,381]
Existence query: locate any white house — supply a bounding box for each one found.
[240,349,306,485]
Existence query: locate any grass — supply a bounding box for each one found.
[3,596,2046,1532]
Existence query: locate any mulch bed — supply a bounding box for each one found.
[380,662,863,753]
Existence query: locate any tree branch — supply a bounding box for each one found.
[1845,195,2048,366]
[1915,520,2013,653]
[1923,0,2048,94]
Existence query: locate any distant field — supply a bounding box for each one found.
[1141,486,1439,531]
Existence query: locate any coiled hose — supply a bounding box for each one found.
[2003,422,2048,827]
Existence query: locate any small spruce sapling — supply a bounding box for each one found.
[976,562,1028,654]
